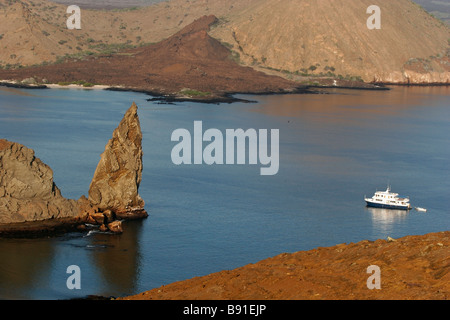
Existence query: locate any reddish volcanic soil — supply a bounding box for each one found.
[0,15,307,101]
[120,232,449,300]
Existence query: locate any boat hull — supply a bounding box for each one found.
[365,201,411,210]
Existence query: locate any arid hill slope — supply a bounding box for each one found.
[0,0,448,83]
[121,231,449,300]
[0,0,258,67]
[0,15,304,100]
[209,0,450,83]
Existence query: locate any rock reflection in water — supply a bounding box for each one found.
[0,218,145,299]
[0,238,54,299]
[85,219,146,298]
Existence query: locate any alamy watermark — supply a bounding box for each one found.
[367,265,381,290]
[367,5,381,30]
[66,5,81,30]
[171,121,279,176]
[66,265,81,290]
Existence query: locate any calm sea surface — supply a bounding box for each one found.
[0,85,449,299]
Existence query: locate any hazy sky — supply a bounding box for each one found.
[49,0,449,12]
[49,0,449,23]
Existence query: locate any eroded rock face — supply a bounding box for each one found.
[0,139,80,224]
[88,102,147,219]
[0,102,147,236]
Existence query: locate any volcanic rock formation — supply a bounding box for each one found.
[0,139,80,224]
[88,102,147,220]
[0,102,147,236]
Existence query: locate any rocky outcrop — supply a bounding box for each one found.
[0,139,81,227]
[0,102,147,236]
[88,102,147,220]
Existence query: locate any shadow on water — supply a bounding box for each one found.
[0,218,146,300]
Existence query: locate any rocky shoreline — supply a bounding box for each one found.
[0,217,85,238]
[5,76,449,106]
[0,81,48,90]
[373,82,450,87]
[0,79,392,105]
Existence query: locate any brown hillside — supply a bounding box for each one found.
[0,15,304,100]
[0,0,258,67]
[209,0,450,84]
[1,0,448,84]
[0,0,79,66]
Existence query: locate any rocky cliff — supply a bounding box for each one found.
[0,138,88,236]
[0,139,80,225]
[88,102,147,220]
[0,102,147,236]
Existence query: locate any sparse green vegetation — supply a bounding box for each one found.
[228,51,241,64]
[260,65,364,82]
[345,75,364,82]
[57,80,96,87]
[46,41,141,66]
[220,41,234,49]
[110,6,140,12]
[180,89,211,97]
[54,51,93,64]
[88,42,136,55]
[0,63,25,70]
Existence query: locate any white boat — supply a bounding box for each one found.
[415,207,427,212]
[364,186,411,210]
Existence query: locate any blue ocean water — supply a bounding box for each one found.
[0,85,448,299]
